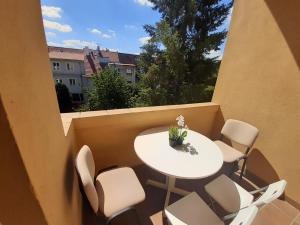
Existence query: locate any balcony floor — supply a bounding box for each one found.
[81,164,300,225]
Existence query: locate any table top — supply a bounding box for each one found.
[134,127,223,179]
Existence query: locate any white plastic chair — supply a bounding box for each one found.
[205,174,287,213]
[164,192,258,225]
[75,145,145,224]
[215,119,259,178]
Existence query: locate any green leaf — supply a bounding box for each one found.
[181,130,187,138]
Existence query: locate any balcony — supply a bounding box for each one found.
[60,103,299,225]
[1,0,300,225]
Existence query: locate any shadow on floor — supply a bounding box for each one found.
[80,163,298,225]
[80,163,237,225]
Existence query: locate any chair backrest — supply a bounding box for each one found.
[230,206,258,225]
[221,119,259,147]
[75,145,99,213]
[253,180,287,207]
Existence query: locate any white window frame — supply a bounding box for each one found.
[56,79,63,84]
[53,61,60,71]
[69,78,76,86]
[66,62,74,72]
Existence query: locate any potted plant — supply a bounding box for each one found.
[169,115,188,147]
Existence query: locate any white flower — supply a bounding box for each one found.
[176,115,184,121]
[176,115,185,128]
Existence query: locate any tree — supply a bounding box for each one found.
[138,0,233,105]
[85,69,132,110]
[55,83,73,113]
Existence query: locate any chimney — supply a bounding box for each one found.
[83,46,90,55]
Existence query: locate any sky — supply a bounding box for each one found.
[41,0,232,58]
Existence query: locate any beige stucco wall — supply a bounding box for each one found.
[213,0,300,206]
[0,100,48,225]
[0,0,83,224]
[62,103,219,171]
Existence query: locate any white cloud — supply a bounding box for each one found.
[62,39,98,49]
[206,50,223,60]
[138,36,151,45]
[41,5,62,19]
[45,31,56,37]
[89,28,116,39]
[43,19,72,32]
[47,41,64,47]
[90,28,102,35]
[108,48,118,52]
[124,24,137,30]
[108,29,116,37]
[47,40,98,49]
[134,0,154,7]
[102,33,112,39]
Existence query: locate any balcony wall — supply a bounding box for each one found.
[213,0,300,208]
[62,103,220,171]
[0,0,83,224]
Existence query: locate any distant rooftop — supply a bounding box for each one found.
[48,46,139,75]
[48,46,84,61]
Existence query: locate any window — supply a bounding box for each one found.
[69,79,76,85]
[52,62,60,71]
[56,79,63,84]
[66,62,74,71]
[126,68,132,74]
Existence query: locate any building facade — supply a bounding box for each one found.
[48,46,138,105]
[84,47,138,83]
[48,47,86,104]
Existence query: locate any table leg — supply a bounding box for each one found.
[164,176,175,208]
[146,177,191,208]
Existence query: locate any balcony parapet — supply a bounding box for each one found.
[61,102,220,168]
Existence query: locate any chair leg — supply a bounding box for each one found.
[239,158,247,180]
[132,207,142,225]
[229,161,237,177]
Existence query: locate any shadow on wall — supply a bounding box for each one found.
[211,108,281,192]
[265,0,300,68]
[210,107,225,140]
[246,148,280,187]
[64,151,76,203]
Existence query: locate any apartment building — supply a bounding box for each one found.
[84,47,138,83]
[48,46,87,104]
[48,46,138,104]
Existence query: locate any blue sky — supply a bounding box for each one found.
[42,0,232,57]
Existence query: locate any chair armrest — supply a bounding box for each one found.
[249,186,268,195]
[223,212,238,221]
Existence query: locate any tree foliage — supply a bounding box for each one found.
[137,0,233,105]
[55,83,73,113]
[85,69,133,110]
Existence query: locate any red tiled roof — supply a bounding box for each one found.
[48,46,84,61]
[84,53,102,76]
[48,46,138,76]
[99,50,138,65]
[117,52,138,65]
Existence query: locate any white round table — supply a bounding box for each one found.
[134,127,223,208]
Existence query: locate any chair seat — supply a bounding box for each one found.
[165,192,224,225]
[214,140,245,163]
[95,167,145,218]
[205,175,254,213]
